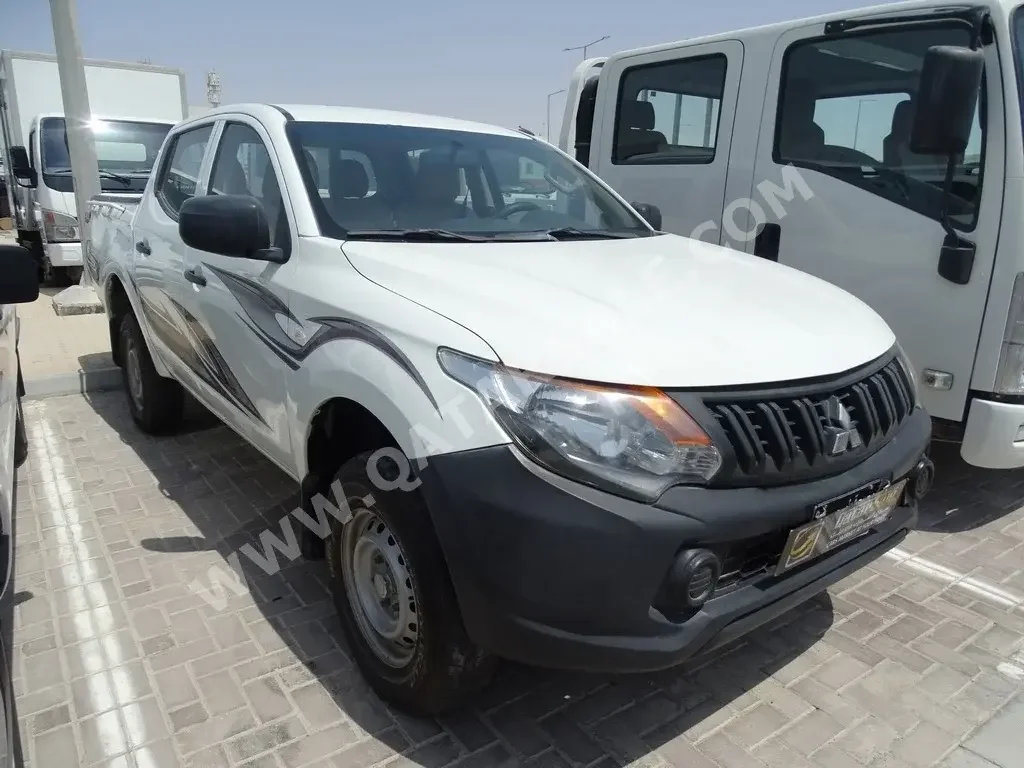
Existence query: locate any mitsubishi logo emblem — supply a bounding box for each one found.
[822,396,862,456]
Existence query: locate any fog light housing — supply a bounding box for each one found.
[658,549,722,611]
[907,456,935,502]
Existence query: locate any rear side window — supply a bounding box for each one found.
[156,125,213,217]
[613,54,727,165]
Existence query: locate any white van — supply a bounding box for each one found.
[560,0,1024,469]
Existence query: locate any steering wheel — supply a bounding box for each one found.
[495,200,543,218]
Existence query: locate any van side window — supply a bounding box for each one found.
[774,25,984,230]
[156,125,213,218]
[613,54,727,165]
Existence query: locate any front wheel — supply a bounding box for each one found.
[327,450,494,715]
[14,397,28,468]
[119,313,185,434]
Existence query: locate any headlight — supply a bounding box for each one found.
[894,342,918,405]
[438,349,721,501]
[42,209,79,242]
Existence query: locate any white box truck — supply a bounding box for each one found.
[0,50,186,284]
[558,0,1024,471]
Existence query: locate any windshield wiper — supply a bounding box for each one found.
[99,170,133,186]
[542,227,641,240]
[345,229,487,242]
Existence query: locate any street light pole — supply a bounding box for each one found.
[49,0,101,294]
[546,89,566,143]
[563,35,610,61]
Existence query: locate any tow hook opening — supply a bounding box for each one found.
[907,456,935,502]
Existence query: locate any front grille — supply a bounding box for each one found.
[701,356,914,486]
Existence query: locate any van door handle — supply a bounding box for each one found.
[753,223,781,261]
[135,240,151,256]
[183,266,206,287]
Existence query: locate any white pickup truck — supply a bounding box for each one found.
[87,103,932,714]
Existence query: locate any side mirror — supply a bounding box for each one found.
[632,202,662,230]
[178,195,285,262]
[910,45,984,155]
[9,146,37,188]
[0,245,41,304]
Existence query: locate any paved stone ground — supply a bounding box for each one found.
[9,393,1024,768]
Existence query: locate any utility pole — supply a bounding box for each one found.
[49,0,103,311]
[546,89,566,143]
[563,35,610,61]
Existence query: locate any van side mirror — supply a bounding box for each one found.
[179,194,286,262]
[910,45,984,155]
[632,202,662,230]
[9,146,37,188]
[0,245,41,304]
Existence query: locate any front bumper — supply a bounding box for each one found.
[419,406,931,673]
[960,396,1024,469]
[44,241,82,266]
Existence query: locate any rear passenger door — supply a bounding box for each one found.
[131,122,216,380]
[179,118,296,468]
[590,41,743,241]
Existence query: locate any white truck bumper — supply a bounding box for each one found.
[960,397,1024,469]
[45,242,82,267]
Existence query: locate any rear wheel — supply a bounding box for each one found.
[55,266,83,286]
[327,450,494,715]
[14,397,28,468]
[119,313,184,434]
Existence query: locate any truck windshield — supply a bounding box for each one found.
[40,117,171,193]
[285,121,654,240]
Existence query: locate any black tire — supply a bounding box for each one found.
[52,267,74,287]
[119,313,184,434]
[61,266,83,285]
[13,397,28,468]
[327,450,494,715]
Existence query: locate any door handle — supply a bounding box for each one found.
[135,240,151,256]
[183,266,206,287]
[753,223,781,262]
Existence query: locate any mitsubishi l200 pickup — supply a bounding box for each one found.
[86,103,933,714]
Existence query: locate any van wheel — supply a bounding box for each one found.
[327,450,495,715]
[58,266,83,285]
[119,313,184,434]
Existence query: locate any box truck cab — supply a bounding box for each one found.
[560,0,1024,469]
[13,113,173,283]
[0,50,187,284]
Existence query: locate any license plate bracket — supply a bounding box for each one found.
[775,479,906,575]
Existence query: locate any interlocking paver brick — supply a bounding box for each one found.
[13,393,1024,768]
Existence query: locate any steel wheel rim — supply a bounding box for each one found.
[341,505,419,668]
[126,343,144,412]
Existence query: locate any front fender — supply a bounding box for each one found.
[289,338,510,480]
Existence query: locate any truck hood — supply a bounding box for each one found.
[341,233,895,387]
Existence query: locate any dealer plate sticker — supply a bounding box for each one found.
[775,480,906,575]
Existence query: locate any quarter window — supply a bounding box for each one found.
[156,125,213,217]
[614,54,727,164]
[775,24,984,229]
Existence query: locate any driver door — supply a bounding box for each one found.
[748,20,1001,423]
[178,118,297,468]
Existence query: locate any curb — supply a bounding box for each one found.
[23,367,123,401]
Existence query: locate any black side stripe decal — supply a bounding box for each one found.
[203,264,439,411]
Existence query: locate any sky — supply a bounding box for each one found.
[1,0,900,136]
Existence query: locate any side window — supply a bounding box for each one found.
[613,54,727,164]
[209,122,290,251]
[775,25,984,229]
[28,129,37,170]
[156,125,213,217]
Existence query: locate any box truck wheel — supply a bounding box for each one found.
[54,266,82,286]
[327,450,495,715]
